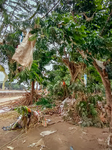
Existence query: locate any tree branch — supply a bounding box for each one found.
[41,0,60,19]
[29,3,40,20]
[100,9,112,35]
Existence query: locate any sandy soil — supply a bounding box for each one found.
[0,111,109,150]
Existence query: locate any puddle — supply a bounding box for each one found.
[0,107,10,113]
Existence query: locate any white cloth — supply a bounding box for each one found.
[94,59,105,70]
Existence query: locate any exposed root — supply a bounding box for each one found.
[12,90,41,107]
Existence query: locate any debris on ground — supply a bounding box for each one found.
[69,127,77,131]
[107,134,112,149]
[36,139,45,148]
[40,130,57,137]
[53,97,109,127]
[41,96,108,127]
[70,146,74,150]
[43,107,59,115]
[42,118,47,127]
[2,106,44,131]
[22,140,26,144]
[98,138,105,145]
[58,97,80,124]
[0,107,11,114]
[29,139,45,149]
[7,146,14,150]
[29,143,36,147]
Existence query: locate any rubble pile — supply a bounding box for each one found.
[58,97,81,124]
[56,97,108,127]
[43,107,59,115]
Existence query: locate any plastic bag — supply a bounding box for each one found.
[12,32,36,70]
[0,65,8,90]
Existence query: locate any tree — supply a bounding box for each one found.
[1,0,112,145]
[27,0,112,145]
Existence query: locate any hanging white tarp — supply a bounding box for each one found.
[12,32,36,70]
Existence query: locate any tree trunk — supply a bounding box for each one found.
[93,61,112,148]
[31,80,35,104]
[93,61,112,107]
[62,58,86,98]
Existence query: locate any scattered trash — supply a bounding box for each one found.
[61,98,76,106]
[98,138,105,145]
[69,127,77,131]
[7,146,14,150]
[40,130,57,137]
[0,107,10,114]
[2,106,43,131]
[78,121,82,124]
[58,138,62,143]
[82,131,87,135]
[70,146,74,150]
[29,143,36,147]
[42,118,47,127]
[36,139,45,147]
[42,119,51,127]
[2,126,11,131]
[59,98,76,115]
[47,119,51,123]
[107,134,112,148]
[28,139,45,149]
[102,130,108,134]
[22,140,26,144]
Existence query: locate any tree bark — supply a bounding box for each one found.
[62,58,86,98]
[93,61,112,104]
[93,60,112,147]
[31,80,35,104]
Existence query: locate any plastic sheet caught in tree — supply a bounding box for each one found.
[0,65,8,90]
[12,32,36,70]
[94,59,105,70]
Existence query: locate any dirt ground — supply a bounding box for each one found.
[0,96,23,103]
[0,110,110,150]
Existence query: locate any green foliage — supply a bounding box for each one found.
[36,97,55,108]
[13,61,42,85]
[15,106,28,116]
[0,82,25,90]
[81,116,104,128]
[46,63,70,98]
[0,0,112,127]
[77,95,103,118]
